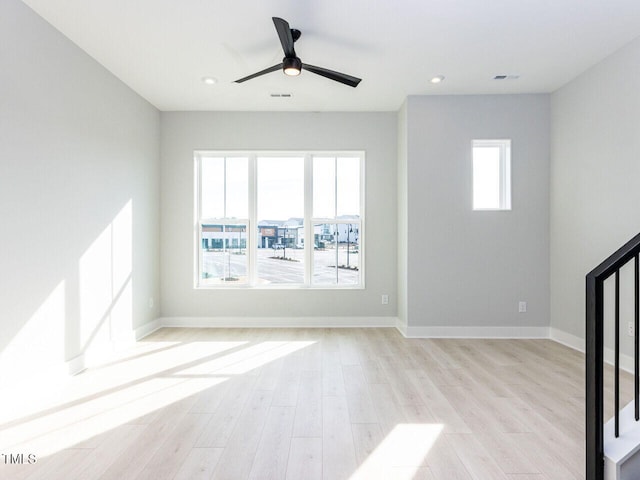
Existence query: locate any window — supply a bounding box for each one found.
[195,151,364,288]
[472,139,511,210]
[198,156,249,284]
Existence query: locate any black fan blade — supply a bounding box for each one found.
[273,17,296,57]
[234,63,283,83]
[302,63,361,88]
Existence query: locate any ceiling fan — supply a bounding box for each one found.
[234,17,362,88]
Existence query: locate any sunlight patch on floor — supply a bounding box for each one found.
[179,340,317,376]
[0,338,315,457]
[349,423,443,480]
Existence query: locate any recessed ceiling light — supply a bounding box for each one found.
[430,75,445,84]
[201,76,218,85]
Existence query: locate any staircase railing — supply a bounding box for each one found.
[586,232,640,480]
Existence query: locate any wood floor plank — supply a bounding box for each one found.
[322,358,346,397]
[424,434,473,480]
[505,475,546,480]
[389,466,436,479]
[100,397,198,480]
[285,437,322,480]
[136,413,211,480]
[405,369,471,433]
[210,389,275,480]
[377,355,424,406]
[18,450,85,480]
[64,424,146,479]
[338,329,363,366]
[342,365,379,424]
[189,376,233,413]
[445,433,510,480]
[472,431,540,475]
[271,360,302,407]
[248,406,295,480]
[367,382,407,431]
[292,369,322,437]
[508,432,582,480]
[351,422,385,465]
[322,395,357,480]
[173,447,224,480]
[195,375,256,448]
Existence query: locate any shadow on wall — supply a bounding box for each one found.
[0,200,135,386]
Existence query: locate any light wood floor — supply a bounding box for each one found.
[0,328,633,480]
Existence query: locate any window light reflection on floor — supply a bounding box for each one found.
[349,423,444,480]
[0,339,316,457]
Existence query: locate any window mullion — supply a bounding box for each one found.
[248,153,257,286]
[223,157,227,218]
[334,158,338,284]
[304,154,313,285]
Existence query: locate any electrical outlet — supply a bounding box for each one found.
[628,322,634,337]
[518,301,527,313]
[381,294,389,305]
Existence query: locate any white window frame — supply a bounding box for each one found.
[472,139,511,211]
[194,151,365,289]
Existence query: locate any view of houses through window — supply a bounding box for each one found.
[195,152,363,287]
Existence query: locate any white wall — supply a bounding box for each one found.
[160,112,397,322]
[403,95,550,335]
[551,36,640,346]
[0,0,160,384]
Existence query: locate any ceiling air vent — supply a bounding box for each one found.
[270,93,292,97]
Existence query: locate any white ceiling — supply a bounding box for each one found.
[20,0,640,112]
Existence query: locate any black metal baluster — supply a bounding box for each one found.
[616,269,620,438]
[633,254,640,422]
[586,273,604,480]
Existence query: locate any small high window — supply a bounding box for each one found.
[472,139,511,210]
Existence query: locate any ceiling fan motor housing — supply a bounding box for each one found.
[283,56,302,75]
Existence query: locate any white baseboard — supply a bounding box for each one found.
[395,318,408,337]
[134,318,162,339]
[550,327,634,374]
[549,327,585,352]
[66,354,86,376]
[64,318,161,376]
[399,325,550,339]
[157,316,397,329]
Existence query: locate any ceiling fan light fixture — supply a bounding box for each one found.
[283,57,302,76]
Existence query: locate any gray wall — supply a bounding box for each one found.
[0,0,160,383]
[551,36,640,345]
[160,112,397,320]
[397,102,409,328]
[403,95,550,332]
